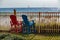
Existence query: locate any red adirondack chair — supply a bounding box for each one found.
[10,15,22,33]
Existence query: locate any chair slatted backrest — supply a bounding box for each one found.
[22,15,29,26]
[10,15,17,25]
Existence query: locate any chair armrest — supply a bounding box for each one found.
[29,20,35,26]
[17,21,22,25]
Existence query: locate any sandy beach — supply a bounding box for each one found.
[0,15,38,30]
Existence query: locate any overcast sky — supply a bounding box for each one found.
[0,0,60,8]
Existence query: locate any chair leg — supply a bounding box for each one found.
[27,27,30,34]
[14,25,18,33]
[20,25,22,32]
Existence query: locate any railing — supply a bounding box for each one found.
[38,12,60,33]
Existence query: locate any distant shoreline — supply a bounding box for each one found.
[0,8,59,12]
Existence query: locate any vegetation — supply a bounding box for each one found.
[35,21,60,33]
[0,32,60,40]
[0,33,25,40]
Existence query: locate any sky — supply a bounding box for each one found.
[0,0,60,8]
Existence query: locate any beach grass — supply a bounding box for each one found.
[0,32,60,40]
[0,22,60,40]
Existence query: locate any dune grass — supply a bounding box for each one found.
[0,32,60,40]
[0,26,10,31]
[0,22,60,40]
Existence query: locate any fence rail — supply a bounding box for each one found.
[38,12,60,33]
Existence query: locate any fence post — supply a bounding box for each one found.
[14,9,16,16]
[39,12,40,33]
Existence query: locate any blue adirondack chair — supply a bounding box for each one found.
[22,15,36,34]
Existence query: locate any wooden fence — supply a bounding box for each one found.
[1,12,60,33]
[37,12,60,33]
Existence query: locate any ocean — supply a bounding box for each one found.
[0,7,59,12]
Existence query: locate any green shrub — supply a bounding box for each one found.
[0,34,10,39]
[2,35,24,40]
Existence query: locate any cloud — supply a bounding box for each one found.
[0,0,59,8]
